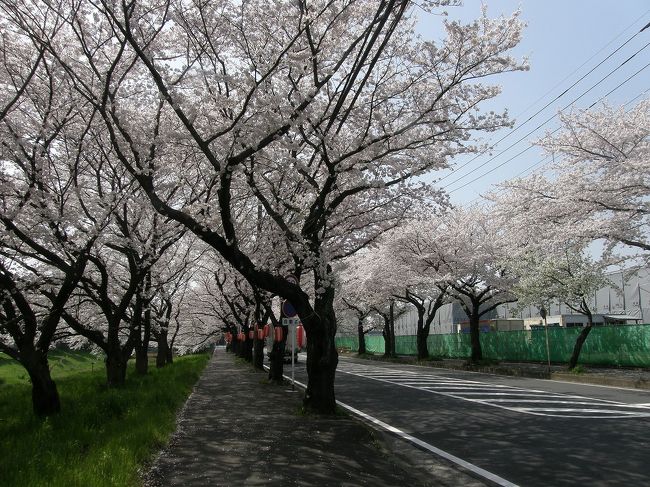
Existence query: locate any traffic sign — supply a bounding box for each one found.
[282,300,298,318]
[282,317,300,327]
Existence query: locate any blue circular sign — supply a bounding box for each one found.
[282,300,298,318]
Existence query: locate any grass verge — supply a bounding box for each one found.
[0,352,209,487]
[0,350,102,385]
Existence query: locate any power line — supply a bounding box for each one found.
[462,86,650,205]
[512,9,650,123]
[462,154,553,206]
[444,44,650,193]
[437,12,650,186]
[509,85,650,182]
[448,68,650,195]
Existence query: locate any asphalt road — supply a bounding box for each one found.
[290,356,650,487]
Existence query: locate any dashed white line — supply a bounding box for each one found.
[339,362,650,419]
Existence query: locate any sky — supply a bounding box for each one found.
[416,1,650,206]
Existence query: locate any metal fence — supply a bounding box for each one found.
[336,324,650,367]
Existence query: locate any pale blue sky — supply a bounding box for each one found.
[417,1,650,206]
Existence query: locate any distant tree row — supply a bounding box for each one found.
[337,99,649,371]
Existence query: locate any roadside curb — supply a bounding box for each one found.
[435,363,650,391]
[549,372,650,390]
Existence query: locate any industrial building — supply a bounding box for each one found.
[387,266,650,336]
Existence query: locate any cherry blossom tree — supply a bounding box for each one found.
[61,190,187,385]
[336,255,383,355]
[406,207,517,362]
[383,224,449,359]
[149,238,205,367]
[339,248,415,356]
[491,99,650,260]
[0,38,114,414]
[507,245,610,369]
[340,226,448,359]
[3,0,526,413]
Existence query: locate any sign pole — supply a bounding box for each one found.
[291,322,295,390]
[282,275,300,393]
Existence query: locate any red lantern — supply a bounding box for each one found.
[263,324,271,338]
[225,332,232,344]
[257,328,264,340]
[239,332,245,342]
[274,326,284,342]
[296,324,305,348]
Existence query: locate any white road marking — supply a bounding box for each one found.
[339,362,650,419]
[268,365,520,487]
[337,401,520,487]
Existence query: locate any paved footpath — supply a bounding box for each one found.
[143,350,487,487]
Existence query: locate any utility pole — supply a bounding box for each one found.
[540,306,551,374]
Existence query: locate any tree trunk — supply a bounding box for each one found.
[253,334,264,370]
[25,353,61,416]
[135,347,148,375]
[416,327,429,360]
[106,350,127,386]
[357,319,366,355]
[568,323,593,370]
[244,336,253,362]
[268,338,285,383]
[165,346,173,364]
[136,293,152,375]
[389,301,396,356]
[302,289,338,414]
[156,330,169,368]
[234,332,243,358]
[469,310,482,363]
[415,307,428,360]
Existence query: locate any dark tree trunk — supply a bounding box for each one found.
[469,310,482,363]
[416,327,429,360]
[357,319,366,355]
[156,330,169,368]
[135,347,148,375]
[415,307,428,360]
[165,346,173,364]
[389,301,396,356]
[25,353,61,416]
[268,337,285,383]
[253,334,264,370]
[568,323,593,370]
[106,348,128,386]
[136,290,152,375]
[236,337,245,358]
[244,332,253,362]
[302,287,338,414]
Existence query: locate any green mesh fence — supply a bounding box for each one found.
[337,324,650,367]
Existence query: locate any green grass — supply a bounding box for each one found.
[0,351,102,385]
[0,352,209,487]
[570,364,587,374]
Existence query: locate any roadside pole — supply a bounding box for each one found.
[282,316,299,393]
[291,321,296,390]
[282,274,300,393]
[541,307,551,374]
